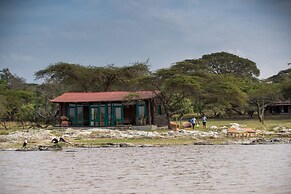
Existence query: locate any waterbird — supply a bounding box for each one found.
[22,139,28,147]
[51,137,66,144]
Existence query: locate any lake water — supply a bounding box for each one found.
[1,144,291,194]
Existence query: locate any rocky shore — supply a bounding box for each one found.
[0,125,291,151]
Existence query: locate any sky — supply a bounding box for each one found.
[0,0,290,83]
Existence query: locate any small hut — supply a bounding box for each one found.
[50,91,164,127]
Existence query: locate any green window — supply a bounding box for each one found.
[67,104,84,126]
[136,101,147,125]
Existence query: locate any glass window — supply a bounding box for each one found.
[100,106,106,126]
[90,107,98,126]
[91,108,98,120]
[77,106,83,125]
[108,104,111,124]
[68,107,75,124]
[115,107,122,120]
[139,105,145,118]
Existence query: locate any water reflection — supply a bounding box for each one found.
[1,145,291,193]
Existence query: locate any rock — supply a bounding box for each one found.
[230,123,240,127]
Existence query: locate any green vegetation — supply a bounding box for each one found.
[1,52,291,129]
[204,117,291,131]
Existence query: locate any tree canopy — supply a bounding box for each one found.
[0,52,289,128]
[201,52,260,78]
[35,62,150,92]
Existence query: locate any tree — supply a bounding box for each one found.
[266,67,291,99]
[201,52,260,78]
[0,69,37,128]
[248,81,282,124]
[0,95,9,129]
[202,74,248,117]
[18,103,36,129]
[35,62,102,92]
[140,66,202,129]
[0,68,26,90]
[170,58,249,117]
[35,62,151,92]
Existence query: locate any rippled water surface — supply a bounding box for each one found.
[1,144,291,194]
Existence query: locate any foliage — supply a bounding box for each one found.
[248,81,282,124]
[0,68,37,128]
[35,61,151,92]
[1,52,290,128]
[201,52,260,78]
[202,74,248,117]
[266,68,291,99]
[143,66,202,128]
[0,68,26,90]
[18,103,36,128]
[0,95,9,129]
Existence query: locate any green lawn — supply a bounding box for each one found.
[176,115,291,131]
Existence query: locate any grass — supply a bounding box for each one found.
[177,115,291,131]
[75,137,197,146]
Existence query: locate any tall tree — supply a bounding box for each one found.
[202,52,260,78]
[248,81,282,124]
[0,68,27,90]
[35,63,103,92]
[266,67,291,99]
[140,66,202,129]
[0,95,9,129]
[35,62,151,92]
[202,74,248,117]
[171,57,249,117]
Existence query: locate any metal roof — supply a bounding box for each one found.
[50,91,158,103]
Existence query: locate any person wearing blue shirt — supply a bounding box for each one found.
[189,117,196,129]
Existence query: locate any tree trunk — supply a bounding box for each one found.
[257,102,265,124]
[166,113,172,130]
[21,120,25,129]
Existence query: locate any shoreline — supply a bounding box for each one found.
[1,137,290,152]
[0,127,290,151]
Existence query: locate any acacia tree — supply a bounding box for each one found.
[202,52,260,79]
[170,57,250,117]
[266,67,291,99]
[0,95,9,129]
[202,74,248,117]
[18,103,36,129]
[248,81,282,124]
[139,66,203,129]
[35,63,104,92]
[0,69,36,128]
[35,62,151,92]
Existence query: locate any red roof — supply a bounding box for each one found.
[50,91,158,103]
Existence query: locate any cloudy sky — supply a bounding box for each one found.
[0,0,290,83]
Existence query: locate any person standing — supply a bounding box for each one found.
[202,114,207,129]
[189,117,196,129]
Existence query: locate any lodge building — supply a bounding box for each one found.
[265,100,291,115]
[50,91,164,127]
